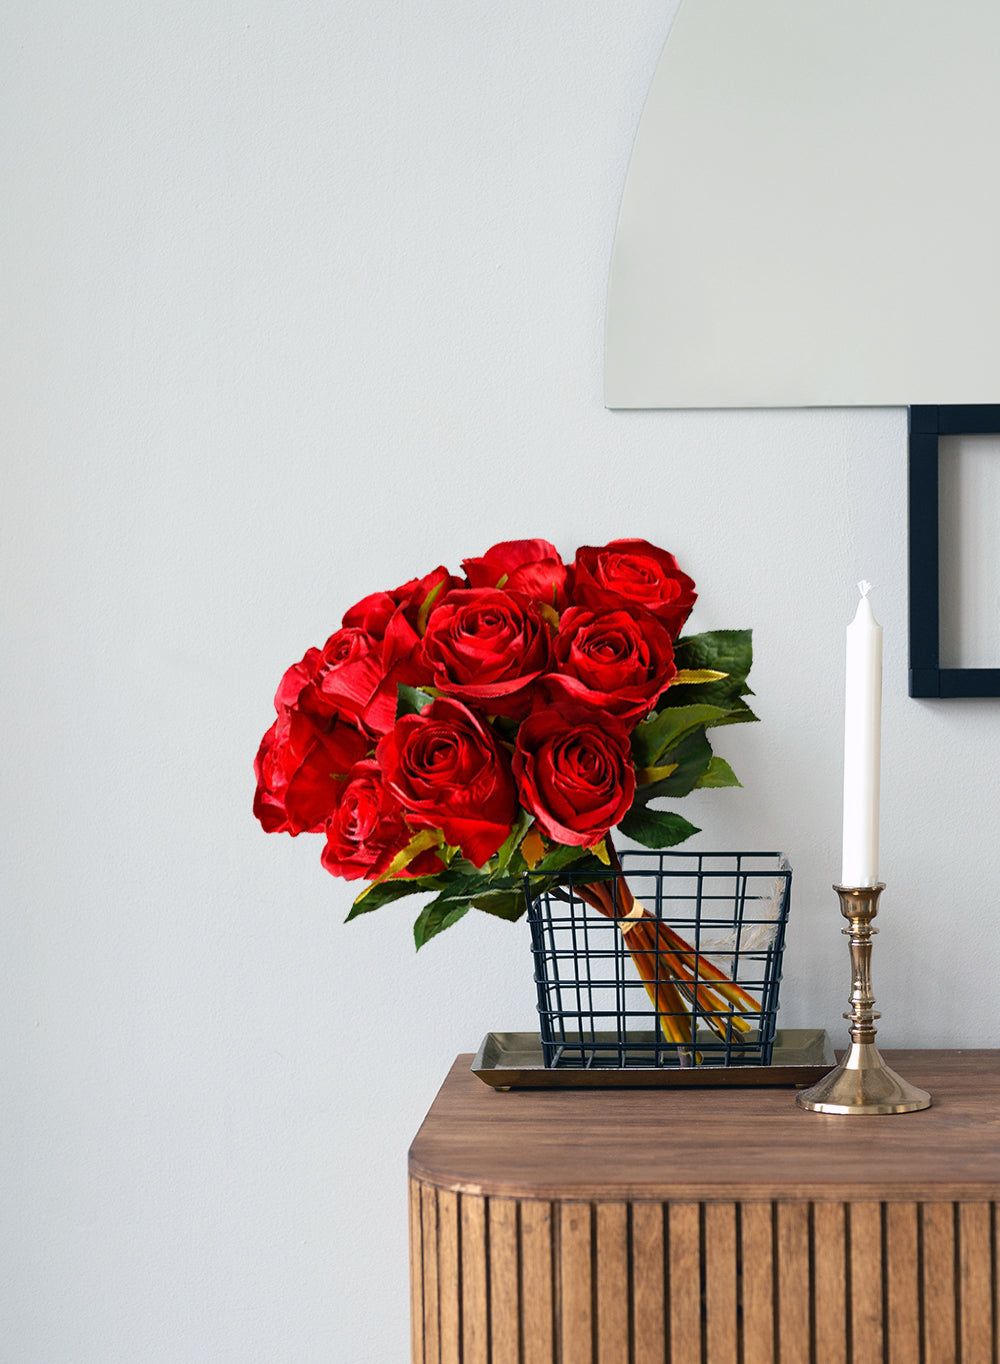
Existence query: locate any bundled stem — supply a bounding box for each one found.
[573,840,763,1057]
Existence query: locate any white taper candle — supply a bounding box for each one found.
[841,582,882,887]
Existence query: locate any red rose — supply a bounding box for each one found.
[321,760,443,881]
[341,565,461,639]
[253,709,369,835]
[420,587,552,717]
[546,606,677,722]
[318,615,431,738]
[377,697,517,867]
[275,628,383,724]
[513,703,635,847]
[277,609,438,740]
[570,539,696,637]
[462,539,568,610]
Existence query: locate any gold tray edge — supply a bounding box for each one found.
[471,1028,835,1089]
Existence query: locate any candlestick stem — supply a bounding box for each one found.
[796,884,931,1114]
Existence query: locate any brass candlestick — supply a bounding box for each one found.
[796,884,931,1114]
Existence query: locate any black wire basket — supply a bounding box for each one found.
[525,850,792,1070]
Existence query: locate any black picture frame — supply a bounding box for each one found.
[909,404,1000,698]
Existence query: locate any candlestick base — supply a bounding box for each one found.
[795,884,932,1116]
[795,1039,931,1114]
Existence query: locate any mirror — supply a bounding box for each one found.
[605,0,1000,409]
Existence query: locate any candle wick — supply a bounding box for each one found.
[858,580,872,598]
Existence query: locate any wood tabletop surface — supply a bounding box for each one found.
[408,1050,1000,1203]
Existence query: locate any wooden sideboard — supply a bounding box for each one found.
[408,1050,1000,1363]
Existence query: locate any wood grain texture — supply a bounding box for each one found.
[994,1203,1000,1364]
[848,1202,883,1364]
[410,1190,1000,1362]
[812,1202,847,1364]
[885,1202,919,1364]
[519,1201,553,1364]
[631,1202,665,1364]
[421,1184,440,1364]
[558,1203,593,1364]
[775,1201,810,1363]
[740,1203,775,1364]
[703,1203,738,1364]
[667,1202,701,1364]
[922,1201,958,1363]
[958,1202,993,1363]
[409,1179,424,1364]
[487,1200,519,1364]
[437,1190,461,1364]
[594,1202,628,1364]
[409,1051,1000,1202]
[460,1194,488,1364]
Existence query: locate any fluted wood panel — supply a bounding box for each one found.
[667,1201,701,1362]
[740,1202,775,1364]
[594,1202,628,1364]
[704,1203,738,1363]
[776,1201,810,1360]
[849,1203,884,1364]
[420,1183,440,1364]
[410,1181,999,1361]
[630,1202,664,1364]
[959,1201,992,1361]
[410,1179,424,1364]
[813,1201,847,1364]
[922,1202,957,1362]
[885,1202,919,1364]
[519,1199,553,1364]
[437,1189,460,1364]
[461,1194,489,1364]
[558,1203,593,1362]
[488,1199,520,1364]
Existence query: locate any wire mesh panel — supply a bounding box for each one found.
[525,851,792,1069]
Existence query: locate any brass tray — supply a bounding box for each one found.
[472,1028,834,1089]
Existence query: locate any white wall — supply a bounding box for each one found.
[5,3,999,1360]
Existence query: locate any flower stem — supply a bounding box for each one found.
[577,837,763,1059]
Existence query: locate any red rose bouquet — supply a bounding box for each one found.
[254,538,760,1046]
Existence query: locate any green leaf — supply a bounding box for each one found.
[471,890,527,922]
[395,684,437,719]
[696,755,742,789]
[413,898,470,949]
[618,806,701,850]
[697,695,759,727]
[633,727,713,802]
[345,874,442,922]
[663,678,758,720]
[674,629,752,681]
[534,844,599,875]
[660,631,758,720]
[521,850,618,907]
[421,869,515,904]
[494,808,533,874]
[631,703,729,768]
